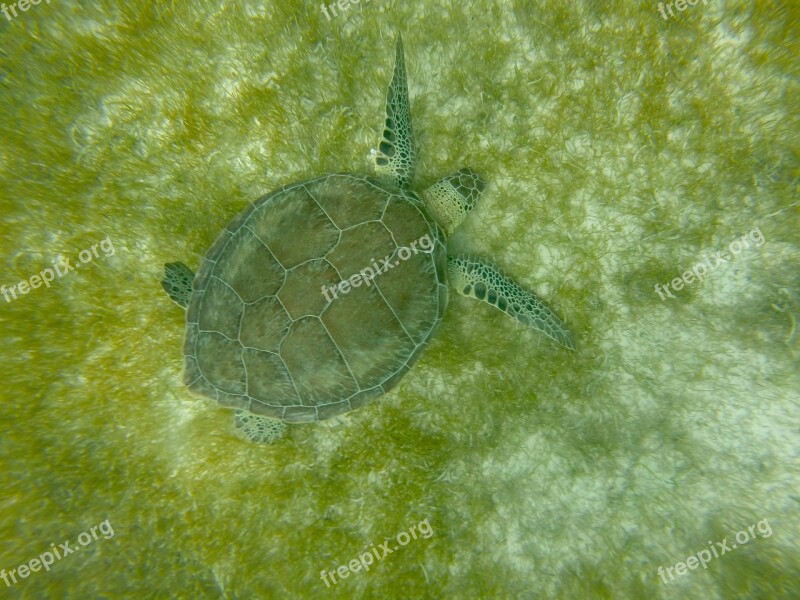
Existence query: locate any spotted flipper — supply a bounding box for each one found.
[373,35,415,190]
[161,261,194,309]
[448,255,575,350]
[234,410,286,444]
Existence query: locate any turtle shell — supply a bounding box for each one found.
[183,173,448,423]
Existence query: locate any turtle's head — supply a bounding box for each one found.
[420,168,485,236]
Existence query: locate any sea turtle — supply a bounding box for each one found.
[161,36,574,444]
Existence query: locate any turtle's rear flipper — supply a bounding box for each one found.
[448,255,575,350]
[161,261,195,309]
[234,410,286,444]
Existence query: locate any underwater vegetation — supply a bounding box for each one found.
[0,0,798,598]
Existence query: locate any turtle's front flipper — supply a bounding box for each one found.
[161,261,194,309]
[448,255,575,350]
[373,35,415,190]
